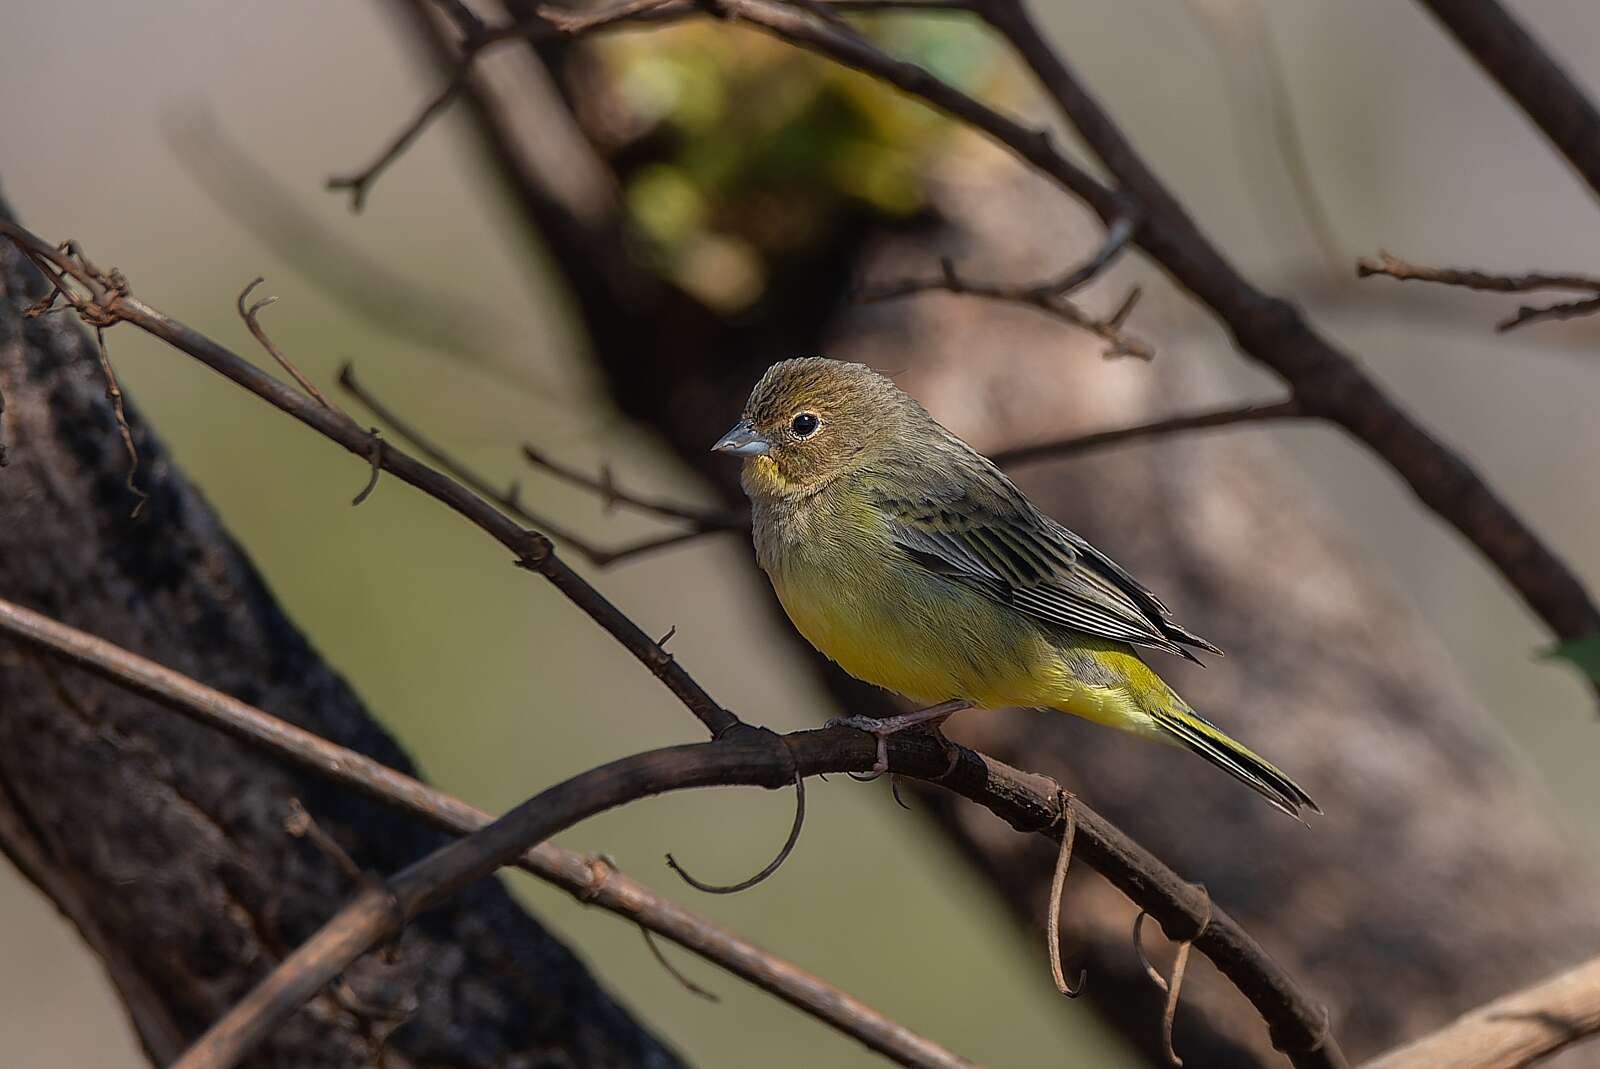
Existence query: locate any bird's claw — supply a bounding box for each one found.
[824,714,893,779]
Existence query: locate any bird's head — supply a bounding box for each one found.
[713,357,913,501]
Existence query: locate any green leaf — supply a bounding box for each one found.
[1540,634,1600,682]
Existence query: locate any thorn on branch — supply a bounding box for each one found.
[1357,251,1600,333]
[353,430,385,507]
[666,761,806,894]
[1046,790,1086,998]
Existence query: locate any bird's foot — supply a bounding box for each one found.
[825,699,972,780]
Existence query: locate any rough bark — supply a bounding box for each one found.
[0,198,684,1069]
[414,24,1600,1064]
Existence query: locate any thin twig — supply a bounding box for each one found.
[0,594,968,1069]
[667,761,807,894]
[340,364,733,564]
[992,399,1302,468]
[327,71,471,212]
[522,444,742,529]
[236,279,342,410]
[860,254,1152,359]
[1046,792,1085,998]
[329,0,684,209]
[0,221,739,738]
[1358,252,1600,332]
[92,326,148,518]
[641,927,722,1002]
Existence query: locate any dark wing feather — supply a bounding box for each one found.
[871,478,1220,661]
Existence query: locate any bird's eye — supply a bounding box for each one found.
[791,412,820,438]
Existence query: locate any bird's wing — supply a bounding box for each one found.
[870,480,1221,661]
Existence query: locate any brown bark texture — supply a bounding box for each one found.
[0,196,685,1069]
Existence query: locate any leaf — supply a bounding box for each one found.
[1540,634,1600,682]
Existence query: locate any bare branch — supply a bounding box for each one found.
[0,220,739,737]
[991,398,1302,468]
[1412,0,1600,206]
[170,724,1340,1069]
[1361,951,1600,1069]
[859,234,1152,360]
[522,443,743,530]
[339,364,734,565]
[236,279,342,411]
[0,595,972,1069]
[1358,253,1600,332]
[2,220,1341,1069]
[92,325,148,518]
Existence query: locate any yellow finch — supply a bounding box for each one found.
[713,358,1318,818]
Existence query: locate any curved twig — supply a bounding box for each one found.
[666,760,807,894]
[1046,791,1086,998]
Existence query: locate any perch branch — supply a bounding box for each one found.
[0,594,972,1069]
[172,724,1342,1069]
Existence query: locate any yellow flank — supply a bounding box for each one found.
[764,488,1178,743]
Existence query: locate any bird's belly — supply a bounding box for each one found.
[769,556,1070,708]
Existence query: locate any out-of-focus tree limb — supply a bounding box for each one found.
[1361,952,1600,1069]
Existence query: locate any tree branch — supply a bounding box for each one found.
[990,399,1303,468]
[1412,0,1600,206]
[0,594,972,1069]
[0,220,738,737]
[175,723,1343,1069]
[1360,951,1600,1069]
[0,219,1341,1068]
[756,0,1600,678]
[1358,252,1600,332]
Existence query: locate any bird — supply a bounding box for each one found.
[712,357,1318,818]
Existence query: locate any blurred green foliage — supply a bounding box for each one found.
[600,17,1005,309]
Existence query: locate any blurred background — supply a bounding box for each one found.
[4,1,1600,1066]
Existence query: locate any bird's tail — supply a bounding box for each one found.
[1152,705,1320,820]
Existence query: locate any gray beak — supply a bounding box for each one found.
[711,419,770,457]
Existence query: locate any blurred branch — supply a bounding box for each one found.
[0,219,739,738]
[174,722,1342,1069]
[1357,253,1600,332]
[163,109,506,364]
[859,214,1152,359]
[339,364,727,566]
[521,443,743,529]
[1413,0,1600,206]
[1360,951,1600,1069]
[1186,0,1344,275]
[0,222,1343,1069]
[0,595,972,1069]
[991,398,1302,467]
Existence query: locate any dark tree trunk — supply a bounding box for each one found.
[404,20,1600,1064]
[0,197,684,1068]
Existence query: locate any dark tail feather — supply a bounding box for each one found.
[1154,707,1321,820]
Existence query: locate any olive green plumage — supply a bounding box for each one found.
[715,357,1318,818]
